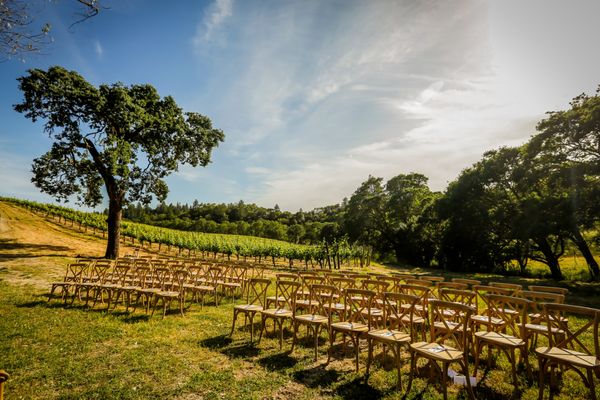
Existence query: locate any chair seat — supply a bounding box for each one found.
[361,307,383,317]
[261,308,293,318]
[331,321,369,332]
[524,323,564,334]
[433,321,471,333]
[325,303,345,310]
[234,304,263,312]
[388,314,426,324]
[535,346,600,369]
[194,285,215,292]
[368,329,411,343]
[528,313,568,323]
[471,314,505,326]
[155,290,179,298]
[474,331,525,347]
[295,299,318,307]
[410,341,464,362]
[295,314,328,324]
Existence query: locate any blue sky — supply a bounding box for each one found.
[1,0,600,211]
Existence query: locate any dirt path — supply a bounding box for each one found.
[0,202,139,289]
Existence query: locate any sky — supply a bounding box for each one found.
[1,0,600,212]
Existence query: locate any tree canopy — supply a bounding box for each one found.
[14,66,224,258]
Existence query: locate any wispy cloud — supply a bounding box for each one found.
[94,40,103,58]
[194,0,233,44]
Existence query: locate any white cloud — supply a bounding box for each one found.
[194,0,233,44]
[94,40,103,58]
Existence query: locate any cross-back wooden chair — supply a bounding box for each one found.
[230,278,271,342]
[132,266,169,313]
[220,265,248,301]
[436,281,469,296]
[326,277,356,320]
[0,370,8,400]
[521,290,565,350]
[391,273,416,282]
[296,276,325,312]
[92,264,130,310]
[328,288,376,372]
[470,285,513,332]
[360,280,389,327]
[528,285,569,296]
[73,263,111,306]
[48,262,89,303]
[406,299,476,400]
[265,273,299,308]
[366,292,418,389]
[291,284,336,361]
[150,269,189,317]
[437,288,476,325]
[112,265,150,312]
[473,294,531,387]
[420,275,445,284]
[536,303,600,400]
[258,280,301,349]
[376,275,403,293]
[399,284,432,331]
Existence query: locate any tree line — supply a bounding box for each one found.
[124,88,600,281]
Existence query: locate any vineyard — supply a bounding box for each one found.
[1,197,369,268]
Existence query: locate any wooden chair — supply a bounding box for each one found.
[48,262,89,303]
[419,275,445,283]
[150,269,189,317]
[92,264,130,310]
[258,280,301,349]
[328,288,376,372]
[366,292,417,389]
[528,285,569,296]
[399,284,432,340]
[230,278,271,342]
[112,265,150,312]
[473,294,531,387]
[405,278,434,288]
[406,299,476,400]
[72,262,112,306]
[295,276,325,313]
[132,266,169,313]
[470,285,513,332]
[266,273,299,309]
[291,284,336,361]
[536,303,600,400]
[521,290,565,350]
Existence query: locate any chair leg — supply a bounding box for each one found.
[257,315,266,344]
[313,324,320,362]
[442,362,449,400]
[461,359,475,400]
[366,338,373,378]
[538,357,546,400]
[291,320,299,352]
[230,309,238,337]
[588,368,597,400]
[406,351,416,395]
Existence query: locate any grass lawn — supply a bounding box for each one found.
[1,202,599,399]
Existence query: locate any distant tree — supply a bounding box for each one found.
[14,66,224,258]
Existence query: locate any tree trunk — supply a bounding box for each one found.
[569,229,600,281]
[535,238,563,280]
[105,198,122,259]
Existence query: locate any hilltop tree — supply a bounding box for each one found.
[14,66,224,258]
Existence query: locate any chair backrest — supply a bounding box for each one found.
[309,284,336,320]
[111,265,131,286]
[419,276,445,283]
[65,263,89,282]
[391,273,416,282]
[543,303,600,358]
[439,288,476,308]
[429,299,474,352]
[528,285,569,296]
[520,290,564,304]
[89,263,111,283]
[245,278,271,307]
[131,265,151,288]
[405,278,434,287]
[276,273,299,281]
[343,289,376,327]
[331,277,356,295]
[473,285,513,314]
[451,278,481,287]
[485,294,530,338]
[488,282,522,295]
[437,282,468,292]
[400,283,432,302]
[361,279,389,296]
[152,267,171,290]
[274,280,301,311]
[172,269,189,292]
[376,276,403,293]
[382,292,420,340]
[206,266,223,285]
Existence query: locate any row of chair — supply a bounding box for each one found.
[230,275,598,400]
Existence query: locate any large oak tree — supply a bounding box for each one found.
[14,66,225,259]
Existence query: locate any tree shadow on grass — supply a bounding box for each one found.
[293,364,341,388]
[0,238,71,258]
[257,352,298,371]
[335,376,383,400]
[199,334,233,349]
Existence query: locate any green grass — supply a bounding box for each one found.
[2,278,599,400]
